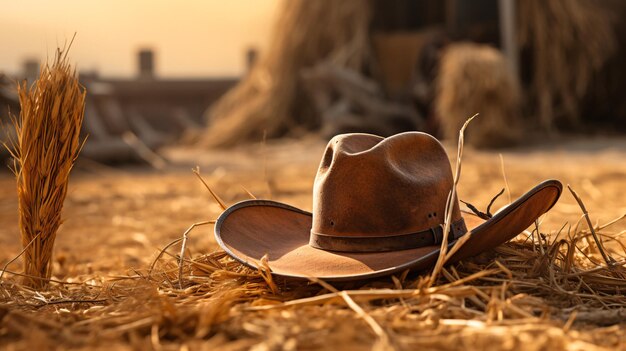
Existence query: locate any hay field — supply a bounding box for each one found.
[1,135,625,350]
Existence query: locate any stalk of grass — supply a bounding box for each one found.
[6,47,85,289]
[428,114,477,287]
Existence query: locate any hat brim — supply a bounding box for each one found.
[214,180,562,281]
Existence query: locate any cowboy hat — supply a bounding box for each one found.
[214,132,562,281]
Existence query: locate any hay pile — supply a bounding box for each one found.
[203,0,370,147]
[1,207,625,349]
[4,48,85,289]
[518,0,617,130]
[1,127,625,348]
[435,43,522,149]
[581,0,626,129]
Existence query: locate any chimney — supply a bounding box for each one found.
[23,59,40,83]
[246,47,258,73]
[138,49,155,79]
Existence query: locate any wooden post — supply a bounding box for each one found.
[498,0,519,78]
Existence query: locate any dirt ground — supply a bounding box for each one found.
[1,134,625,349]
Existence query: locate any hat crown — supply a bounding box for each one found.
[311,132,462,249]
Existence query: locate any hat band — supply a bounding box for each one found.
[309,218,467,253]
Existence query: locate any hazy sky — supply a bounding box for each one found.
[0,1,279,78]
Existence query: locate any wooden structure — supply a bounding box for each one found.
[1,52,237,164]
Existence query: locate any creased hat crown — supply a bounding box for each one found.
[311,132,463,249]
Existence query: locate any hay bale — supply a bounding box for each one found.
[435,43,522,149]
[202,0,371,147]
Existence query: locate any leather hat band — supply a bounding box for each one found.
[309,218,467,253]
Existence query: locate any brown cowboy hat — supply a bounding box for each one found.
[215,132,562,281]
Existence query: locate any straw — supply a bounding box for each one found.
[5,45,85,289]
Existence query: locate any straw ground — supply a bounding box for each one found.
[0,136,625,350]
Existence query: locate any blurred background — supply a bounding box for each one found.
[0,1,277,77]
[1,0,626,163]
[2,3,626,349]
[0,0,278,163]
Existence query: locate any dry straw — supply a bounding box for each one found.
[518,0,617,130]
[6,47,85,289]
[436,44,522,148]
[1,116,625,348]
[1,174,625,348]
[203,0,371,147]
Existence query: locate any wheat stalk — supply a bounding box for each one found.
[7,47,85,289]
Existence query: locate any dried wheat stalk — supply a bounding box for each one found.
[7,48,85,289]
